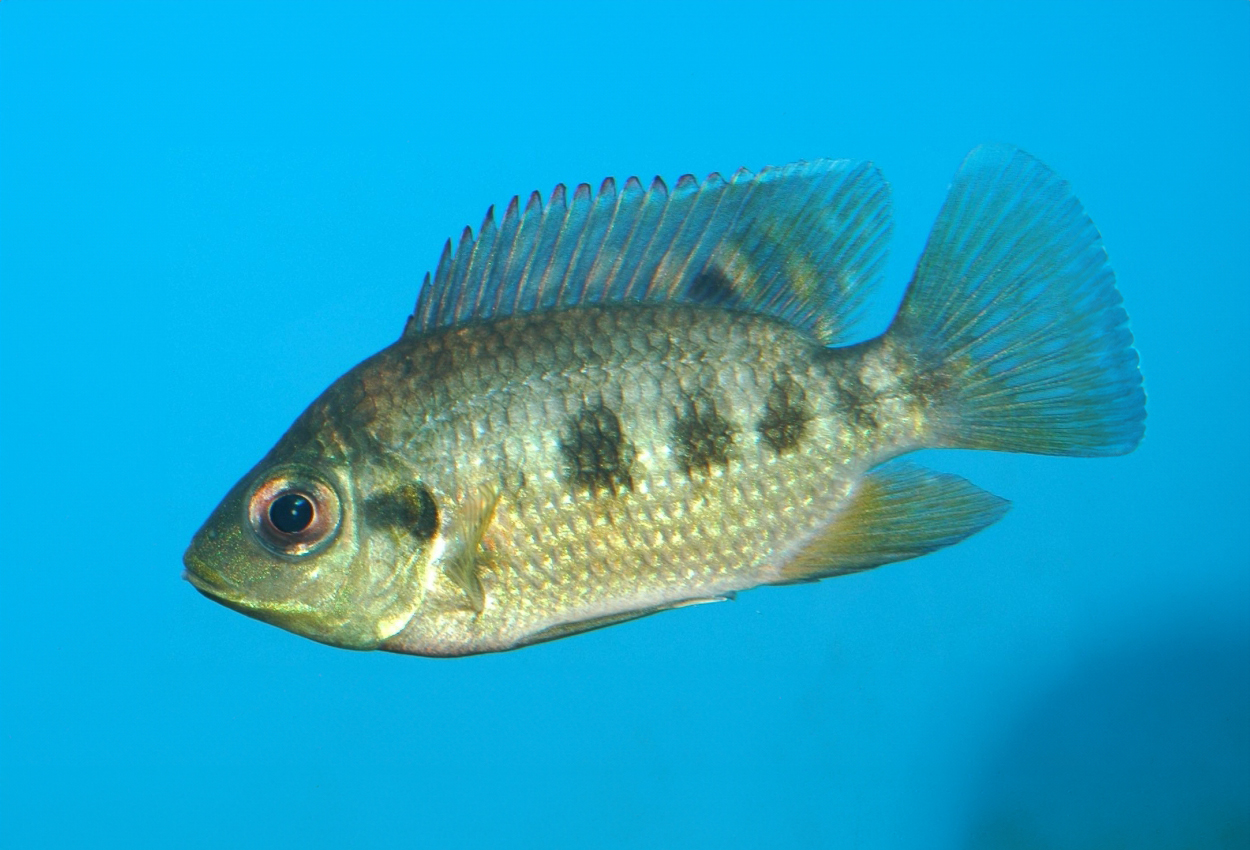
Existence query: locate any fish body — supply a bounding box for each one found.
[185,146,1145,657]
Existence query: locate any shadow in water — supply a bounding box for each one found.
[964,623,1250,850]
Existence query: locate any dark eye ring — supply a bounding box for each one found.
[247,470,341,556]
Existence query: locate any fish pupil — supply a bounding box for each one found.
[270,493,314,534]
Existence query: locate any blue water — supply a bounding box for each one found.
[2,3,1247,848]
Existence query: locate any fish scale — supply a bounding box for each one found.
[185,146,1145,656]
[356,304,879,653]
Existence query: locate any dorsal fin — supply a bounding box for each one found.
[405,159,892,346]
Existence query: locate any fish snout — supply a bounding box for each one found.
[182,546,233,598]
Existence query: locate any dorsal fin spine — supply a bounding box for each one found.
[452,227,478,327]
[549,183,597,308]
[638,177,677,295]
[497,192,544,318]
[577,177,626,305]
[641,176,701,300]
[599,176,653,302]
[669,171,739,296]
[430,239,455,328]
[653,170,735,302]
[460,212,499,326]
[535,185,582,312]
[503,190,545,317]
[515,186,565,315]
[617,177,671,300]
[527,186,567,312]
[481,196,522,320]
[539,186,578,311]
[521,189,563,315]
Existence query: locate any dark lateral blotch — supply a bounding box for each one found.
[364,483,439,540]
[758,374,812,454]
[560,401,635,496]
[673,393,736,475]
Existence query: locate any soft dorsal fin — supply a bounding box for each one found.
[405,159,891,346]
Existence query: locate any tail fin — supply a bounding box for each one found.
[889,145,1145,457]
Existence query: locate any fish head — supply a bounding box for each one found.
[183,403,433,650]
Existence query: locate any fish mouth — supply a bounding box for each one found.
[182,551,237,601]
[183,562,269,621]
[182,549,302,624]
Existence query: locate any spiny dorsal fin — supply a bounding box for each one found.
[406,159,891,345]
[441,486,499,614]
[778,462,1010,582]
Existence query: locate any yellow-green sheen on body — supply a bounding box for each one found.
[185,146,1145,656]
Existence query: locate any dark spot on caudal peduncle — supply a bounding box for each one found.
[559,401,635,496]
[364,483,439,540]
[672,392,736,475]
[904,361,955,408]
[758,373,813,454]
[836,370,879,431]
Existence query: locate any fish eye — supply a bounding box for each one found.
[247,469,341,557]
[269,493,314,533]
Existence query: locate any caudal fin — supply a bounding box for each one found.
[889,145,1145,457]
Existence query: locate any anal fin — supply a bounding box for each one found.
[779,462,1009,582]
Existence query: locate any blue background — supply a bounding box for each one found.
[2,3,1247,848]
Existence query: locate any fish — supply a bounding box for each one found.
[183,144,1146,657]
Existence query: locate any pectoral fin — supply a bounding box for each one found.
[779,462,1009,582]
[442,487,499,614]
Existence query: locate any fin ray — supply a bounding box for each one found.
[441,487,499,614]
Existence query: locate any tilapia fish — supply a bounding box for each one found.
[184,145,1145,657]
